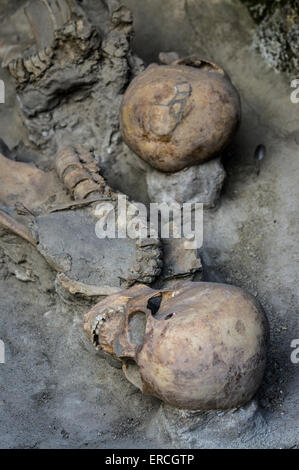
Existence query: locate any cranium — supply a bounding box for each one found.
[84,281,268,410]
[120,56,241,172]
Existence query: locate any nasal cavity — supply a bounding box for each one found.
[128,311,147,345]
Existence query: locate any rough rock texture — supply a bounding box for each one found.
[122,0,299,447]
[146,158,226,207]
[0,0,298,449]
[0,0,148,204]
[0,1,164,299]
[147,400,267,448]
[34,206,162,291]
[0,0,227,207]
[243,0,299,75]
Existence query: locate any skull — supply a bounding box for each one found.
[120,57,241,172]
[84,281,268,410]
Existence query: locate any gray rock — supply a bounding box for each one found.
[243,0,299,76]
[148,400,267,448]
[146,158,226,208]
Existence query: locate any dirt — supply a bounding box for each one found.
[0,0,298,448]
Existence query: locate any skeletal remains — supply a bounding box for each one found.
[120,56,241,172]
[0,0,268,410]
[0,146,162,299]
[84,282,268,410]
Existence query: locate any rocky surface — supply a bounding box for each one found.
[243,0,299,75]
[146,158,226,208]
[0,0,298,449]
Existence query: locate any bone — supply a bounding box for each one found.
[120,56,240,173]
[84,282,269,411]
[0,209,37,247]
[0,43,24,67]
[161,222,203,284]
[0,153,55,211]
[8,58,27,82]
[56,273,122,297]
[55,146,113,200]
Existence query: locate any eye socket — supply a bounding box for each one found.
[147,294,174,320]
[147,294,162,316]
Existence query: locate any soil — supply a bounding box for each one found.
[0,0,298,448]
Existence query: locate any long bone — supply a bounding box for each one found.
[0,148,162,298]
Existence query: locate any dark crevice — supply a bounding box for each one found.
[164,313,173,320]
[147,294,162,316]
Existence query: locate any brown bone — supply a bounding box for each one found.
[55,146,113,199]
[84,282,268,410]
[0,152,55,211]
[120,57,241,172]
